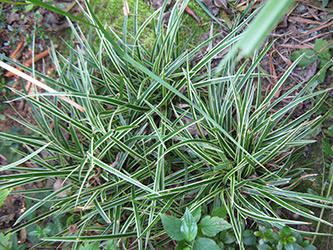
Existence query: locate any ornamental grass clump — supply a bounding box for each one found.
[0,0,332,249]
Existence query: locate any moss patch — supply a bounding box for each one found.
[89,0,212,49]
[90,0,152,33]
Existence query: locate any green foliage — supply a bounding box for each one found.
[181,208,198,242]
[193,237,220,250]
[0,0,331,249]
[255,225,316,250]
[290,39,332,83]
[161,206,231,248]
[160,214,184,241]
[28,226,51,238]
[199,216,232,237]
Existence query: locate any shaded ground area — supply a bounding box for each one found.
[0,0,332,248]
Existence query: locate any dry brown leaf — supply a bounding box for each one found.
[214,0,227,9]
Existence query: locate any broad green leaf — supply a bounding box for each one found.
[192,206,202,223]
[160,214,184,241]
[193,237,220,250]
[199,216,232,237]
[0,189,11,208]
[181,208,198,242]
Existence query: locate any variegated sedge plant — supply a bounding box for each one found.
[0,0,332,249]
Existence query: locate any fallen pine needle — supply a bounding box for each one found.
[0,60,86,113]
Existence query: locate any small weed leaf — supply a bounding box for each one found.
[160,214,184,242]
[243,229,257,246]
[199,216,232,237]
[0,189,10,208]
[290,38,332,82]
[282,226,291,237]
[193,237,220,250]
[290,49,317,67]
[314,39,331,60]
[180,208,198,242]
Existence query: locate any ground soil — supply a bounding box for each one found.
[0,0,332,249]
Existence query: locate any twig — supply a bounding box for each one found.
[5,49,50,77]
[303,31,332,43]
[0,60,86,112]
[9,40,24,59]
[289,16,322,25]
[286,173,318,189]
[299,20,333,38]
[278,43,313,49]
